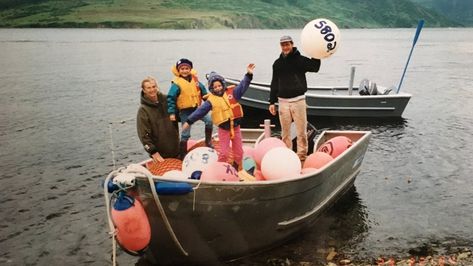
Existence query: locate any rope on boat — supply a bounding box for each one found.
[131,169,189,256]
[108,124,117,170]
[106,118,189,262]
[104,167,147,265]
[192,178,204,212]
[104,170,119,266]
[108,118,135,170]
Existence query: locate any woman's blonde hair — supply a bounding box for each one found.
[141,76,159,90]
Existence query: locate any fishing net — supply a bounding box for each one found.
[145,158,182,176]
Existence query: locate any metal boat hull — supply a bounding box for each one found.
[226,78,411,118]
[132,131,371,265]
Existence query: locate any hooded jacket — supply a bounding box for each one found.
[136,91,179,158]
[269,47,321,104]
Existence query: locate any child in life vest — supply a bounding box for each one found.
[167,58,213,159]
[182,63,255,170]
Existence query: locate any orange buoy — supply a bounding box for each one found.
[317,136,352,158]
[111,194,151,252]
[303,152,333,169]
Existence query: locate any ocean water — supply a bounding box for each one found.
[0,28,472,265]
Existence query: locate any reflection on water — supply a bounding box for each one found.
[226,187,369,265]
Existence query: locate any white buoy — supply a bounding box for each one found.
[301,18,341,59]
[182,147,218,176]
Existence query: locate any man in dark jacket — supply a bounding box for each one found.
[269,35,321,161]
[137,77,180,162]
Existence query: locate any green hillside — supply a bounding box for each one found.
[0,0,460,28]
[412,0,473,26]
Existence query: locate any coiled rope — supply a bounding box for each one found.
[106,118,188,264]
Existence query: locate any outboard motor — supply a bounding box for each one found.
[359,79,378,95]
[379,85,394,95]
[359,79,393,95]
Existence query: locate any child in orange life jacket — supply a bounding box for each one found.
[167,58,213,159]
[182,64,255,170]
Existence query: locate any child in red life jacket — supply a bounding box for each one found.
[182,64,255,170]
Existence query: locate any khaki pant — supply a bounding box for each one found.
[278,99,308,161]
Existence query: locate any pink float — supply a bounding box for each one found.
[253,169,265,181]
[261,147,301,180]
[317,136,353,158]
[253,137,286,167]
[112,196,151,252]
[243,146,255,159]
[200,161,239,182]
[187,139,197,151]
[303,152,334,169]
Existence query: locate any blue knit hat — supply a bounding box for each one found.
[176,58,193,69]
[207,71,226,96]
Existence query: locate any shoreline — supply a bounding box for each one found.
[257,248,473,266]
[323,248,472,266]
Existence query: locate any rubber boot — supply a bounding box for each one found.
[179,140,188,160]
[205,127,214,148]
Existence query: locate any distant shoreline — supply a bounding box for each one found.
[1,25,471,29]
[1,0,467,29]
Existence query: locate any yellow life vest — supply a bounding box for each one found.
[206,85,243,126]
[171,66,202,109]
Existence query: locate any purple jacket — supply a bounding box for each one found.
[187,73,253,129]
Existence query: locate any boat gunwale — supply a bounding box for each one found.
[225,77,412,98]
[137,130,371,187]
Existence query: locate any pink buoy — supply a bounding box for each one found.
[254,169,265,181]
[243,146,255,159]
[303,152,334,169]
[261,147,301,180]
[187,139,197,151]
[317,136,353,158]
[112,196,151,252]
[253,137,286,167]
[200,161,239,182]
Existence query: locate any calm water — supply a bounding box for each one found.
[0,28,472,265]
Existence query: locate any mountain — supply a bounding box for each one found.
[0,0,461,29]
[411,0,473,26]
